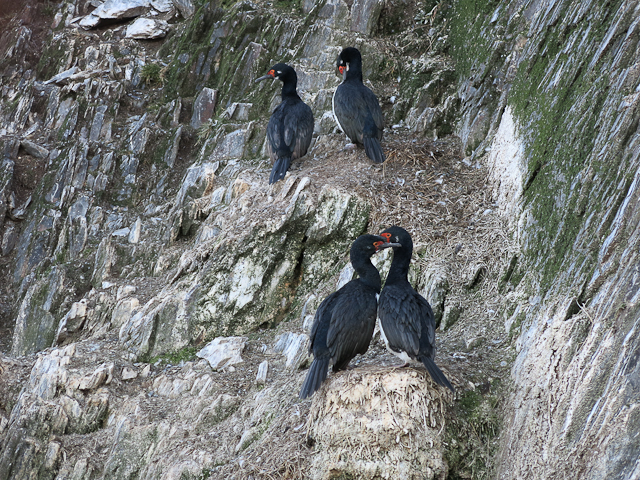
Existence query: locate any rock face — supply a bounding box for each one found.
[449,0,640,478]
[0,0,638,479]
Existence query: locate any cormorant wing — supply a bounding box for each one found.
[334,83,383,143]
[266,105,286,163]
[283,101,313,160]
[379,285,426,356]
[326,283,377,362]
[308,290,337,353]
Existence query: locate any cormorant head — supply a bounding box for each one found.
[352,234,400,261]
[255,63,296,84]
[380,226,411,251]
[336,47,362,79]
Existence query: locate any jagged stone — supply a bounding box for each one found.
[122,366,138,379]
[54,299,89,344]
[0,159,14,231]
[45,66,80,85]
[274,332,310,369]
[78,365,109,391]
[11,267,67,356]
[79,14,101,29]
[419,266,449,327]
[87,0,150,24]
[111,297,140,329]
[163,125,182,168]
[256,360,268,384]
[196,336,248,370]
[191,87,217,129]
[20,139,49,159]
[1,220,19,256]
[151,0,173,12]
[350,0,383,34]
[172,0,194,18]
[128,217,141,243]
[222,102,253,121]
[125,18,170,39]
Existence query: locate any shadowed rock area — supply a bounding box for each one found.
[0,0,639,479]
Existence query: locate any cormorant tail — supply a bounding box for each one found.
[269,156,291,184]
[299,357,330,399]
[363,136,385,163]
[420,356,455,393]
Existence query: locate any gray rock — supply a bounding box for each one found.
[151,0,173,12]
[20,140,49,159]
[441,304,461,331]
[174,161,219,208]
[419,266,449,327]
[350,0,384,34]
[256,360,268,385]
[222,103,253,122]
[45,67,80,85]
[92,0,150,20]
[208,127,250,162]
[273,332,310,369]
[68,195,91,221]
[11,267,67,356]
[191,88,218,129]
[172,0,194,18]
[89,105,108,143]
[125,18,170,39]
[79,14,101,29]
[8,195,31,221]
[111,297,140,329]
[196,336,248,370]
[128,217,141,243]
[0,160,14,231]
[1,221,19,256]
[163,126,182,168]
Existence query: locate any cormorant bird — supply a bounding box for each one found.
[299,234,399,399]
[255,63,314,184]
[332,47,385,163]
[378,226,455,392]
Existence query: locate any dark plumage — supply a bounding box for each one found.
[255,63,314,184]
[332,47,385,163]
[299,234,398,399]
[378,226,454,392]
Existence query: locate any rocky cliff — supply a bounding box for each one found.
[0,0,638,479]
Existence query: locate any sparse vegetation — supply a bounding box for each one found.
[140,63,162,85]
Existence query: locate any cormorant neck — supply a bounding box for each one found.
[345,57,363,82]
[385,246,412,285]
[280,77,299,99]
[352,254,382,291]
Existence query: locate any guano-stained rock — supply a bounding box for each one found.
[125,18,170,39]
[196,336,248,370]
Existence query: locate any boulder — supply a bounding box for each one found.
[191,88,218,129]
[196,336,248,370]
[125,18,170,39]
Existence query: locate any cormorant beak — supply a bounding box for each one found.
[373,240,401,251]
[255,74,275,83]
